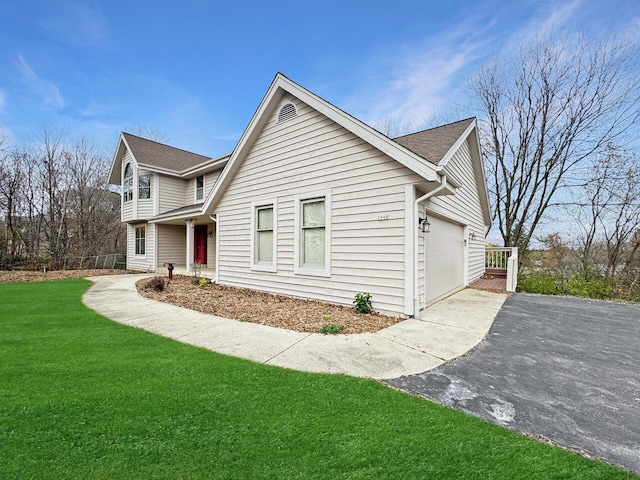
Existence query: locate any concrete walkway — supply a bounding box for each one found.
[82,274,508,379]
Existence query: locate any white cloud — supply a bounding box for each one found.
[0,89,6,110]
[345,13,496,129]
[16,54,65,110]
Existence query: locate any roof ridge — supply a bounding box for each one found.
[122,132,211,159]
[393,117,475,140]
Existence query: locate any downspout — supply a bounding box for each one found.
[412,175,449,317]
[209,214,218,283]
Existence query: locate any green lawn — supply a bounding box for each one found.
[0,280,635,479]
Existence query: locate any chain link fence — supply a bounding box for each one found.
[62,253,126,270]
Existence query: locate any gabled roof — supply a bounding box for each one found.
[122,133,211,172]
[108,133,230,184]
[203,73,444,214]
[393,118,475,165]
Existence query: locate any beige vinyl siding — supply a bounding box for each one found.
[186,171,222,204]
[429,139,486,283]
[158,175,187,214]
[215,94,423,314]
[126,223,156,271]
[205,171,221,197]
[156,224,186,268]
[206,222,216,269]
[137,170,154,219]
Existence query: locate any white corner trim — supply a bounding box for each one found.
[293,189,331,278]
[404,185,415,316]
[250,198,278,273]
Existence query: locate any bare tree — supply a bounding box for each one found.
[373,116,422,138]
[471,31,640,251]
[64,138,123,256]
[126,125,170,143]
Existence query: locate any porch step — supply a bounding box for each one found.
[485,268,507,277]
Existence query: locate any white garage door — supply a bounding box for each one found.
[425,216,464,304]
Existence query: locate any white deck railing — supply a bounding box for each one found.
[485,247,519,292]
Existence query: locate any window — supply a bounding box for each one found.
[256,206,274,263]
[123,164,133,202]
[250,200,277,272]
[301,199,325,267]
[294,191,331,277]
[195,175,204,201]
[277,102,297,123]
[135,226,145,255]
[138,174,150,199]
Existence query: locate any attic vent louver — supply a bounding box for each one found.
[277,103,297,123]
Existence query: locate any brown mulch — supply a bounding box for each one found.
[137,275,404,334]
[0,269,129,284]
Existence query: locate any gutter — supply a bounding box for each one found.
[209,214,219,283]
[412,175,449,317]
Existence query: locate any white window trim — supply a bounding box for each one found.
[138,174,151,200]
[123,163,133,203]
[294,189,331,277]
[195,175,205,202]
[134,226,146,257]
[250,199,277,273]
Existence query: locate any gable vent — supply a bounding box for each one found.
[277,103,297,123]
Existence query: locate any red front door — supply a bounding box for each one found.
[194,225,207,265]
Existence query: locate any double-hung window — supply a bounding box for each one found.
[294,191,331,277]
[135,226,146,255]
[196,175,204,201]
[138,174,151,199]
[251,200,277,272]
[123,164,133,202]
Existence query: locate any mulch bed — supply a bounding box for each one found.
[137,275,403,334]
[0,269,129,283]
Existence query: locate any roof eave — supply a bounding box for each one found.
[203,73,439,215]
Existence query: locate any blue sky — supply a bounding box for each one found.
[1,0,639,157]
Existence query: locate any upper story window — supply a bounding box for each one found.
[196,175,204,201]
[277,102,297,123]
[123,164,133,202]
[138,174,151,199]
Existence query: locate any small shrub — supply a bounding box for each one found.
[145,276,166,292]
[353,292,372,314]
[199,277,211,289]
[320,323,345,335]
[517,276,559,295]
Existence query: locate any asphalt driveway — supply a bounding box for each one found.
[385,293,640,474]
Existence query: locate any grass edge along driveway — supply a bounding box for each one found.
[1,279,636,479]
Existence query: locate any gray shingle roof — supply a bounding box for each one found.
[122,133,211,172]
[393,118,475,165]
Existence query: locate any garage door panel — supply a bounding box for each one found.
[425,217,463,303]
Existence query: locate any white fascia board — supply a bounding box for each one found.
[202,75,284,215]
[149,208,202,223]
[108,133,128,185]
[202,73,440,216]
[436,119,492,227]
[135,156,229,179]
[437,119,477,169]
[181,154,231,177]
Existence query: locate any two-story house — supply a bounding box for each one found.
[109,73,492,318]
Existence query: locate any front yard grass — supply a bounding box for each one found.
[1,280,636,479]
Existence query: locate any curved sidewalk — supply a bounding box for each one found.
[82,275,508,379]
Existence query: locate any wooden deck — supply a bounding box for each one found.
[469,275,507,293]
